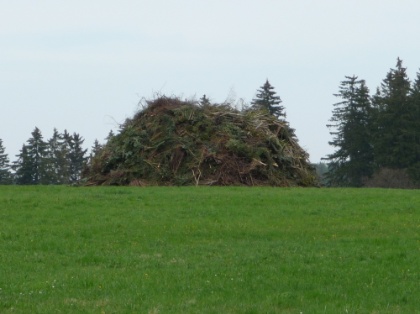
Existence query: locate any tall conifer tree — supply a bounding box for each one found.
[13,145,34,184]
[325,76,374,186]
[407,70,420,181]
[0,138,12,184]
[26,127,48,184]
[67,132,88,184]
[44,129,68,184]
[91,139,102,158]
[372,58,414,168]
[13,127,50,184]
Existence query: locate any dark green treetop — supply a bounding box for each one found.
[13,144,35,185]
[0,138,12,184]
[251,80,285,119]
[199,94,211,107]
[67,132,88,184]
[25,127,48,184]
[12,128,88,185]
[406,70,420,181]
[44,128,68,184]
[372,58,415,169]
[325,75,374,186]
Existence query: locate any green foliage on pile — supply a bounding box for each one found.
[84,97,317,186]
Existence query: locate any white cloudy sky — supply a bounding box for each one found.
[1,0,420,163]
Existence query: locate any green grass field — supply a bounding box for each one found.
[0,186,419,313]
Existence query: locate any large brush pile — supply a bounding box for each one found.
[84,97,317,186]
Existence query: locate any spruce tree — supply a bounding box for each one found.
[325,76,374,186]
[251,80,285,119]
[67,133,88,184]
[372,58,414,168]
[88,139,102,165]
[407,70,420,181]
[44,129,68,184]
[13,145,34,185]
[83,139,103,181]
[13,127,50,184]
[0,138,12,184]
[60,130,73,183]
[27,127,48,184]
[91,139,103,157]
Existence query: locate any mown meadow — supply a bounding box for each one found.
[0,186,419,313]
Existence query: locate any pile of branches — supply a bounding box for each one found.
[83,97,317,186]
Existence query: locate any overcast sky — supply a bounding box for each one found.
[1,1,420,163]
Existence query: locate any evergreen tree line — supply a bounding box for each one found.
[324,58,420,187]
[2,66,419,188]
[0,128,91,185]
[0,80,287,185]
